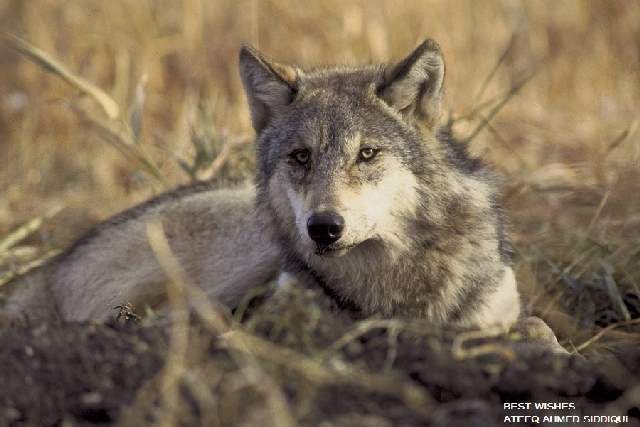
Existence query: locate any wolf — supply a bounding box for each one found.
[3,39,524,332]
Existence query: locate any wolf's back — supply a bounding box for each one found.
[2,183,281,322]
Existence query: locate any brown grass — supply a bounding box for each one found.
[0,0,639,403]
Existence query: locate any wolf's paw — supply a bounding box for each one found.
[511,316,569,354]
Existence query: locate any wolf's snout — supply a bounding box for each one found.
[307,212,344,246]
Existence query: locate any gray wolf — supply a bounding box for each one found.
[3,39,523,331]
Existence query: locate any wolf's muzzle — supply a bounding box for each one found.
[307,212,344,247]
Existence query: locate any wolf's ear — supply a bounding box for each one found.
[239,45,298,133]
[378,39,445,129]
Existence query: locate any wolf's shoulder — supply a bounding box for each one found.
[58,179,253,261]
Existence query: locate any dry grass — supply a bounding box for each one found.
[0,0,639,423]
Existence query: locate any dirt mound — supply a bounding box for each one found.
[1,286,638,426]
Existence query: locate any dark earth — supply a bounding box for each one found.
[1,285,639,427]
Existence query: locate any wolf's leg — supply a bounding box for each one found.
[464,267,521,330]
[511,316,569,354]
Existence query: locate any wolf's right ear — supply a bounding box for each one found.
[377,39,445,129]
[239,45,298,133]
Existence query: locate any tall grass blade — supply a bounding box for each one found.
[3,32,120,119]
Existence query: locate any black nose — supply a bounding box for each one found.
[307,212,345,246]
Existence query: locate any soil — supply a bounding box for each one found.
[0,286,639,427]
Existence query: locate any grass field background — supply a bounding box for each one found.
[1,1,640,424]
[1,0,639,350]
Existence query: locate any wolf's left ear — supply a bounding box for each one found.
[378,39,445,129]
[239,45,298,133]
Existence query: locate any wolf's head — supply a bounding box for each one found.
[240,40,450,260]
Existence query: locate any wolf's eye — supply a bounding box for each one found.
[359,147,378,161]
[290,149,310,165]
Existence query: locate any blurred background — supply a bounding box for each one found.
[1,0,639,348]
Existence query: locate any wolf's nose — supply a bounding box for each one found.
[307,212,345,246]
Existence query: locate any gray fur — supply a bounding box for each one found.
[3,184,280,322]
[3,39,521,330]
[243,40,520,328]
